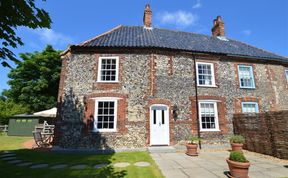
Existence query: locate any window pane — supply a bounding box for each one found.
[97,123,102,128]
[162,110,165,124]
[97,116,103,122]
[109,116,114,122]
[153,110,156,124]
[108,123,114,128]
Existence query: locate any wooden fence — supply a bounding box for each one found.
[233,110,288,159]
[0,125,8,132]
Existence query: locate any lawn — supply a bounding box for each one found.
[0,134,32,151]
[0,135,164,178]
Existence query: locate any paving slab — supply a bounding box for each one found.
[161,168,188,178]
[254,163,279,169]
[7,160,22,164]
[150,150,288,178]
[93,163,108,169]
[30,163,49,169]
[0,153,16,158]
[182,167,219,178]
[70,164,88,169]
[134,162,151,167]
[50,164,68,169]
[16,162,33,167]
[1,156,17,161]
[2,151,12,154]
[248,171,271,178]
[174,159,200,168]
[113,162,130,168]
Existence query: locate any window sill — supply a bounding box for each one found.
[200,129,221,132]
[96,81,120,84]
[239,87,256,89]
[91,129,117,133]
[197,85,218,88]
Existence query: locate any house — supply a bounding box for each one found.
[55,4,288,149]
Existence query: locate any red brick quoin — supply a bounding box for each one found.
[84,93,128,134]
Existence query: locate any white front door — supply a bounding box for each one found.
[150,105,170,145]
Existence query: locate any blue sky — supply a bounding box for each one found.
[1,0,288,93]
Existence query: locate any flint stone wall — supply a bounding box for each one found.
[55,51,288,149]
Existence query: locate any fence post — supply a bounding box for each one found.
[4,125,8,132]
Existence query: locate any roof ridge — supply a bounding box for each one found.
[79,25,123,46]
[124,25,215,39]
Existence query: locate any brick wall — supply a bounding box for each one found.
[233,110,288,159]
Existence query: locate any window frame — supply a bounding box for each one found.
[97,56,119,83]
[196,62,216,87]
[93,98,118,132]
[241,102,259,113]
[198,101,220,131]
[238,65,255,89]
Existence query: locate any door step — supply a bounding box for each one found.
[148,146,176,153]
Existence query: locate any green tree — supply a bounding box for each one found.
[0,0,52,67]
[4,45,61,112]
[0,100,29,124]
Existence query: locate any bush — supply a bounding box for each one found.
[229,151,248,163]
[230,135,245,144]
[187,136,202,144]
[0,100,29,124]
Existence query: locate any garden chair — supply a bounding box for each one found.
[32,131,50,148]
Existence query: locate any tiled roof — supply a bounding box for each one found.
[77,25,287,62]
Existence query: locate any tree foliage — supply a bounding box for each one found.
[4,45,61,112]
[0,99,29,124]
[0,0,51,67]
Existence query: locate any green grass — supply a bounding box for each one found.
[0,134,32,151]
[0,135,164,178]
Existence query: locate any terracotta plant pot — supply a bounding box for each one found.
[231,143,243,152]
[186,143,198,156]
[226,158,250,178]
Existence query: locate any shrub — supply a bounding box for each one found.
[230,135,245,144]
[229,151,248,163]
[187,136,202,144]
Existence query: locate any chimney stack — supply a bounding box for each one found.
[143,4,152,28]
[211,16,225,37]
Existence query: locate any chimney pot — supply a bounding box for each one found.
[143,4,152,28]
[212,15,225,37]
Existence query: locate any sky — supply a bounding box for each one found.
[1,0,288,93]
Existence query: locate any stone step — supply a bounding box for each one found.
[148,146,176,153]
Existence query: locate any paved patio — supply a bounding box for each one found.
[150,150,288,178]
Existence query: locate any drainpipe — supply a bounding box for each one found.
[192,54,202,149]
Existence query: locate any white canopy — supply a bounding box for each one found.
[33,107,57,117]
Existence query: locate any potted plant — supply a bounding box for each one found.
[226,151,250,178]
[230,135,245,152]
[186,136,201,156]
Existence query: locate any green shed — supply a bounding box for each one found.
[8,115,54,136]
